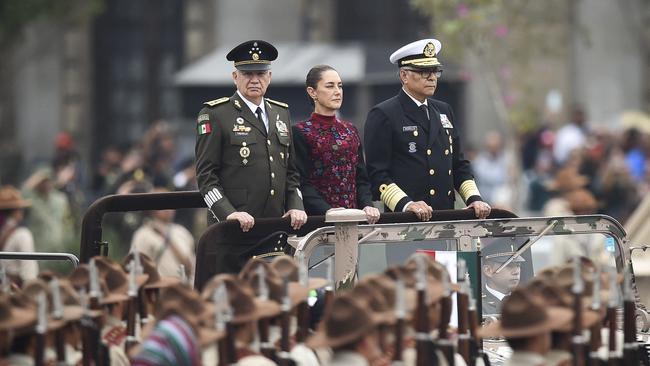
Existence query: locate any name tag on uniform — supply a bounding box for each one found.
[402,125,417,132]
[440,114,453,128]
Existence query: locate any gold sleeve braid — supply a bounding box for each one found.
[459,180,481,203]
[379,183,408,212]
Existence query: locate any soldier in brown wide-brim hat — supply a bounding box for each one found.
[479,288,573,365]
[307,294,384,365]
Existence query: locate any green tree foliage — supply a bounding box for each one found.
[411,0,571,131]
[0,0,104,45]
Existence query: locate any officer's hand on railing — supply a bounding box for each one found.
[363,206,381,224]
[467,201,491,219]
[405,201,433,221]
[226,211,255,232]
[283,209,308,230]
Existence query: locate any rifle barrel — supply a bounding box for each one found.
[457,292,470,364]
[623,299,639,365]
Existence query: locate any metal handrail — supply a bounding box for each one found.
[0,252,80,267]
[79,191,204,262]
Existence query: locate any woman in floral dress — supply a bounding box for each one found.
[292,65,380,223]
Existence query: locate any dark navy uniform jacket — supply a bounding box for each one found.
[364,89,481,212]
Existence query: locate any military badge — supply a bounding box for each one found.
[280,152,285,159]
[240,147,250,158]
[402,126,417,132]
[242,158,248,165]
[276,120,288,133]
[197,114,210,123]
[236,117,244,124]
[198,123,211,135]
[440,114,453,128]
[408,142,417,153]
[413,130,419,137]
[234,100,241,109]
[424,42,436,57]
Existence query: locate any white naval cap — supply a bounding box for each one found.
[389,38,443,69]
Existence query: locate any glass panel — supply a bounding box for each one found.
[480,232,618,317]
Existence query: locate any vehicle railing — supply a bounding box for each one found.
[294,214,630,290]
[0,252,80,267]
[79,191,204,262]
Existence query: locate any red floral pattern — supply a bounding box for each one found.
[295,113,361,209]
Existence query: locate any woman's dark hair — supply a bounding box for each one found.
[305,65,337,106]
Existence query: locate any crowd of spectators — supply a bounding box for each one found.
[473,106,647,225]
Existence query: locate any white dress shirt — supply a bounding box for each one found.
[237,90,269,132]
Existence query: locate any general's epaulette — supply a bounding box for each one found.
[203,97,229,107]
[265,98,289,108]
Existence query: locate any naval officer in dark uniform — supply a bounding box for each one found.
[195,40,307,232]
[364,39,491,221]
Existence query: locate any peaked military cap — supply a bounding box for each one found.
[481,237,526,263]
[226,40,278,71]
[390,38,443,69]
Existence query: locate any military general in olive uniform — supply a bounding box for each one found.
[195,40,307,233]
[364,39,491,221]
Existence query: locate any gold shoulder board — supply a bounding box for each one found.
[265,98,289,108]
[203,97,230,107]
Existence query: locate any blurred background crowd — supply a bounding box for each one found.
[0,0,649,278]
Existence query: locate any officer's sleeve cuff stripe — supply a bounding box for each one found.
[208,191,219,204]
[459,180,481,203]
[210,188,223,201]
[296,188,303,200]
[203,195,214,208]
[380,183,408,212]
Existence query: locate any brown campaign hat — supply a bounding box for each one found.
[384,265,444,305]
[270,255,328,290]
[122,252,180,290]
[238,257,280,283]
[202,274,281,323]
[93,256,149,289]
[564,189,598,214]
[243,269,309,309]
[0,294,36,332]
[525,279,601,331]
[360,274,417,315]
[545,167,590,192]
[307,294,380,348]
[0,185,31,210]
[478,289,573,339]
[350,282,395,325]
[21,279,67,331]
[156,284,225,347]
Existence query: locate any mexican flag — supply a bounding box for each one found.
[198,123,211,135]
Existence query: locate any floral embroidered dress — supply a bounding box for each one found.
[293,112,373,215]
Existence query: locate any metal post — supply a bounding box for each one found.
[324,208,367,289]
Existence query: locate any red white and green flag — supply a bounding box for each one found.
[198,123,211,135]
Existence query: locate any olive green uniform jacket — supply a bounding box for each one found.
[195,92,304,222]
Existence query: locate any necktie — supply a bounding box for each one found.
[255,107,267,132]
[420,104,430,120]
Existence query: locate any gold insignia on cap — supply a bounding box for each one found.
[424,42,436,57]
[240,147,250,158]
[252,53,259,61]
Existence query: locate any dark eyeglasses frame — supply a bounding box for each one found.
[404,68,443,79]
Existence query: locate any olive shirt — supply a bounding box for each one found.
[195,92,304,222]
